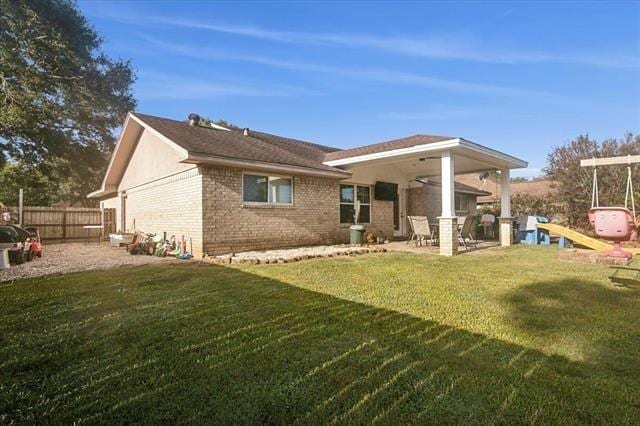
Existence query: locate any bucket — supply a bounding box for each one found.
[0,249,9,270]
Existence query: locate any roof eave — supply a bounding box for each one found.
[456,189,492,196]
[458,138,528,169]
[183,154,352,179]
[323,138,461,166]
[323,137,528,170]
[87,185,117,199]
[87,113,134,199]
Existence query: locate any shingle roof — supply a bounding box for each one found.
[453,181,492,196]
[421,180,491,196]
[132,113,346,175]
[324,134,456,162]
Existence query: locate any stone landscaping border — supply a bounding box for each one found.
[204,245,388,265]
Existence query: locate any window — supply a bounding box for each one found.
[340,184,371,224]
[455,194,469,213]
[243,174,292,204]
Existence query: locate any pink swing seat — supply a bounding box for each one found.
[588,207,636,259]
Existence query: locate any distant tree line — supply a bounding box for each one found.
[480,133,639,231]
[545,133,640,230]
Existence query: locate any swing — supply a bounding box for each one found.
[587,163,637,259]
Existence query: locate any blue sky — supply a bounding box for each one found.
[79,1,640,178]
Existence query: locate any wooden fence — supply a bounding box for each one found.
[0,206,103,241]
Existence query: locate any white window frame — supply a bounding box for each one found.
[340,183,371,224]
[242,172,294,206]
[455,193,469,214]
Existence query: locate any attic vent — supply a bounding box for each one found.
[188,113,200,126]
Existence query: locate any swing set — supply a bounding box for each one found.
[581,155,640,259]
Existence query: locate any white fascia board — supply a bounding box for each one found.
[323,139,461,167]
[89,113,134,198]
[323,137,528,170]
[184,154,352,179]
[458,139,528,169]
[129,113,190,159]
[87,185,117,199]
[87,189,105,199]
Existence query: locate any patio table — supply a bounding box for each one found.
[83,225,103,245]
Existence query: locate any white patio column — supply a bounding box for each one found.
[499,168,513,247]
[439,150,458,256]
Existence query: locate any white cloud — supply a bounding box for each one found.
[149,17,640,68]
[135,70,322,100]
[143,38,568,101]
[83,2,639,69]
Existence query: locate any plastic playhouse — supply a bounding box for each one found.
[514,215,551,246]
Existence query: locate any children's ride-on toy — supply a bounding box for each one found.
[25,227,43,259]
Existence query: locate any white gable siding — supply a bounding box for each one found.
[118,128,193,192]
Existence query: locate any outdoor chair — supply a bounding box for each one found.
[457,215,478,249]
[407,216,437,247]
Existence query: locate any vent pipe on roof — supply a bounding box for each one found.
[243,128,249,136]
[188,113,200,126]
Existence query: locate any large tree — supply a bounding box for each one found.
[0,161,56,206]
[545,134,640,229]
[0,0,136,205]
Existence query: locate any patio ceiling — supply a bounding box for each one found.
[324,138,527,180]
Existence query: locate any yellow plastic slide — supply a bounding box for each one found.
[537,222,640,254]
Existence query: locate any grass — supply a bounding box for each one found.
[0,246,638,423]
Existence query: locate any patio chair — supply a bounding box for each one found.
[407,216,437,247]
[457,215,478,249]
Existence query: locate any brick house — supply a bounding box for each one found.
[88,113,527,257]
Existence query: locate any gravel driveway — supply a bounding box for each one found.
[0,243,179,282]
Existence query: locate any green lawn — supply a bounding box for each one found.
[1,246,638,423]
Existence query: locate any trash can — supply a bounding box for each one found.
[0,249,9,270]
[349,225,365,245]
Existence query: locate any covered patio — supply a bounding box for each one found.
[324,136,528,256]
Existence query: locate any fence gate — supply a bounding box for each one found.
[102,208,116,237]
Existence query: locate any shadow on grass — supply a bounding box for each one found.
[0,263,638,424]
[500,277,640,386]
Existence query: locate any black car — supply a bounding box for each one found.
[0,225,32,264]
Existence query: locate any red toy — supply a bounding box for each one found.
[25,227,43,259]
[29,239,43,258]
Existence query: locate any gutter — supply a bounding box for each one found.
[183,153,352,179]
